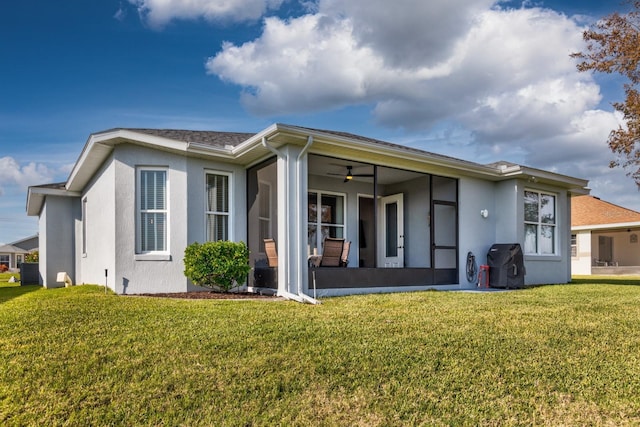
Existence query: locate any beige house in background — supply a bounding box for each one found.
[0,234,38,272]
[571,195,640,275]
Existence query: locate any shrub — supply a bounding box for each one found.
[25,251,39,263]
[0,264,8,273]
[183,241,251,292]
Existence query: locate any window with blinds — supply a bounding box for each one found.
[138,169,167,253]
[206,172,231,241]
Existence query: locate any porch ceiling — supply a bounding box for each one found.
[308,156,423,185]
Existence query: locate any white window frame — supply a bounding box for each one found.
[307,189,347,254]
[570,234,578,258]
[136,167,169,256]
[524,189,557,255]
[205,170,233,242]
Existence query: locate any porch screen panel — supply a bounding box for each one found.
[308,192,345,255]
[206,173,229,241]
[258,181,272,252]
[432,176,457,202]
[247,158,278,286]
[434,249,457,268]
[433,204,456,246]
[139,170,167,252]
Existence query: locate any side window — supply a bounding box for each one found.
[524,190,556,255]
[137,168,168,253]
[206,172,231,241]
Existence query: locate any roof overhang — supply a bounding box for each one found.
[572,221,640,232]
[0,244,29,254]
[251,124,590,192]
[26,185,81,216]
[32,123,590,211]
[497,164,590,194]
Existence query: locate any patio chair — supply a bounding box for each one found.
[319,237,345,267]
[264,238,278,267]
[340,240,351,267]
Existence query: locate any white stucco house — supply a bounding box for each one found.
[571,195,640,275]
[26,124,589,300]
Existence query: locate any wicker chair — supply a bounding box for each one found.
[264,238,278,267]
[319,238,350,267]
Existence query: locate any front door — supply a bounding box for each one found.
[378,193,404,267]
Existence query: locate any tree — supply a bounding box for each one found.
[572,1,640,184]
[183,241,250,292]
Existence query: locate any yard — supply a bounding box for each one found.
[1,279,640,426]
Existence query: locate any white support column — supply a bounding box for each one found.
[277,145,310,296]
[262,136,318,303]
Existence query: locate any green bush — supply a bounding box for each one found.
[25,251,39,263]
[183,241,251,292]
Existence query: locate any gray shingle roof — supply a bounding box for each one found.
[122,128,255,148]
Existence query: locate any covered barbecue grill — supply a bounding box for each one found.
[487,243,525,288]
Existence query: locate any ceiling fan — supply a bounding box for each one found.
[328,165,374,183]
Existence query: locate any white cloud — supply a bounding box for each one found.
[207,1,636,201]
[207,2,598,128]
[0,157,56,196]
[129,0,285,28]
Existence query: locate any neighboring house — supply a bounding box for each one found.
[571,195,640,275]
[0,234,37,271]
[26,124,589,299]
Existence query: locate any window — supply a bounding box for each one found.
[206,172,231,241]
[524,190,556,255]
[571,234,577,257]
[137,168,167,253]
[308,191,345,254]
[0,255,8,269]
[16,255,23,266]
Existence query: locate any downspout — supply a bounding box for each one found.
[261,137,319,304]
[296,136,321,304]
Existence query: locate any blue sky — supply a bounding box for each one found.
[0,0,635,244]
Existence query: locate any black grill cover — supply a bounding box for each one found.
[487,243,525,288]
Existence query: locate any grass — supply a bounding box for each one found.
[1,280,640,426]
[0,272,20,287]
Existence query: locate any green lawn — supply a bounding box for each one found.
[0,272,20,287]
[1,280,640,426]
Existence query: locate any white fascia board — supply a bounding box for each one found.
[502,165,589,190]
[230,123,281,155]
[572,221,640,232]
[185,142,236,160]
[66,129,196,192]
